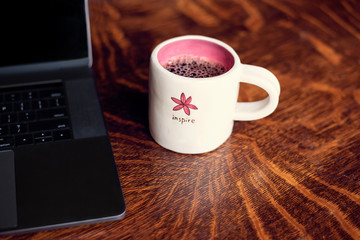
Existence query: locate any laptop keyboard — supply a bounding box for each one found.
[0,82,72,150]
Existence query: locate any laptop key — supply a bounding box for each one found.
[34,136,53,144]
[49,98,65,107]
[14,101,31,112]
[15,134,34,146]
[5,93,21,102]
[37,108,67,120]
[40,89,64,98]
[34,131,52,138]
[18,112,35,122]
[10,123,27,134]
[28,119,70,132]
[0,137,14,149]
[1,113,17,124]
[53,129,71,141]
[0,125,9,136]
[32,99,49,110]
[22,90,39,100]
[0,104,12,113]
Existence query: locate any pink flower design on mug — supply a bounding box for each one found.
[171,93,198,116]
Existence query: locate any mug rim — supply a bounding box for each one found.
[151,35,242,82]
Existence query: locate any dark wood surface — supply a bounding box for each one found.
[3,0,360,239]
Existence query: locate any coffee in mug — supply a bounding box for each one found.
[164,56,227,78]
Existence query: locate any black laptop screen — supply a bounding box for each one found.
[0,0,88,67]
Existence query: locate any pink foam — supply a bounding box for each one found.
[157,39,234,70]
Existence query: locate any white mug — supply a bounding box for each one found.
[149,35,280,154]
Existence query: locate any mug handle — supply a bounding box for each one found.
[234,64,280,121]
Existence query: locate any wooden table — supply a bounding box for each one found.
[3,0,360,239]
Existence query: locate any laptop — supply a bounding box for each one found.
[0,0,126,235]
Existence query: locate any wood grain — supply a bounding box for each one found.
[2,0,360,239]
